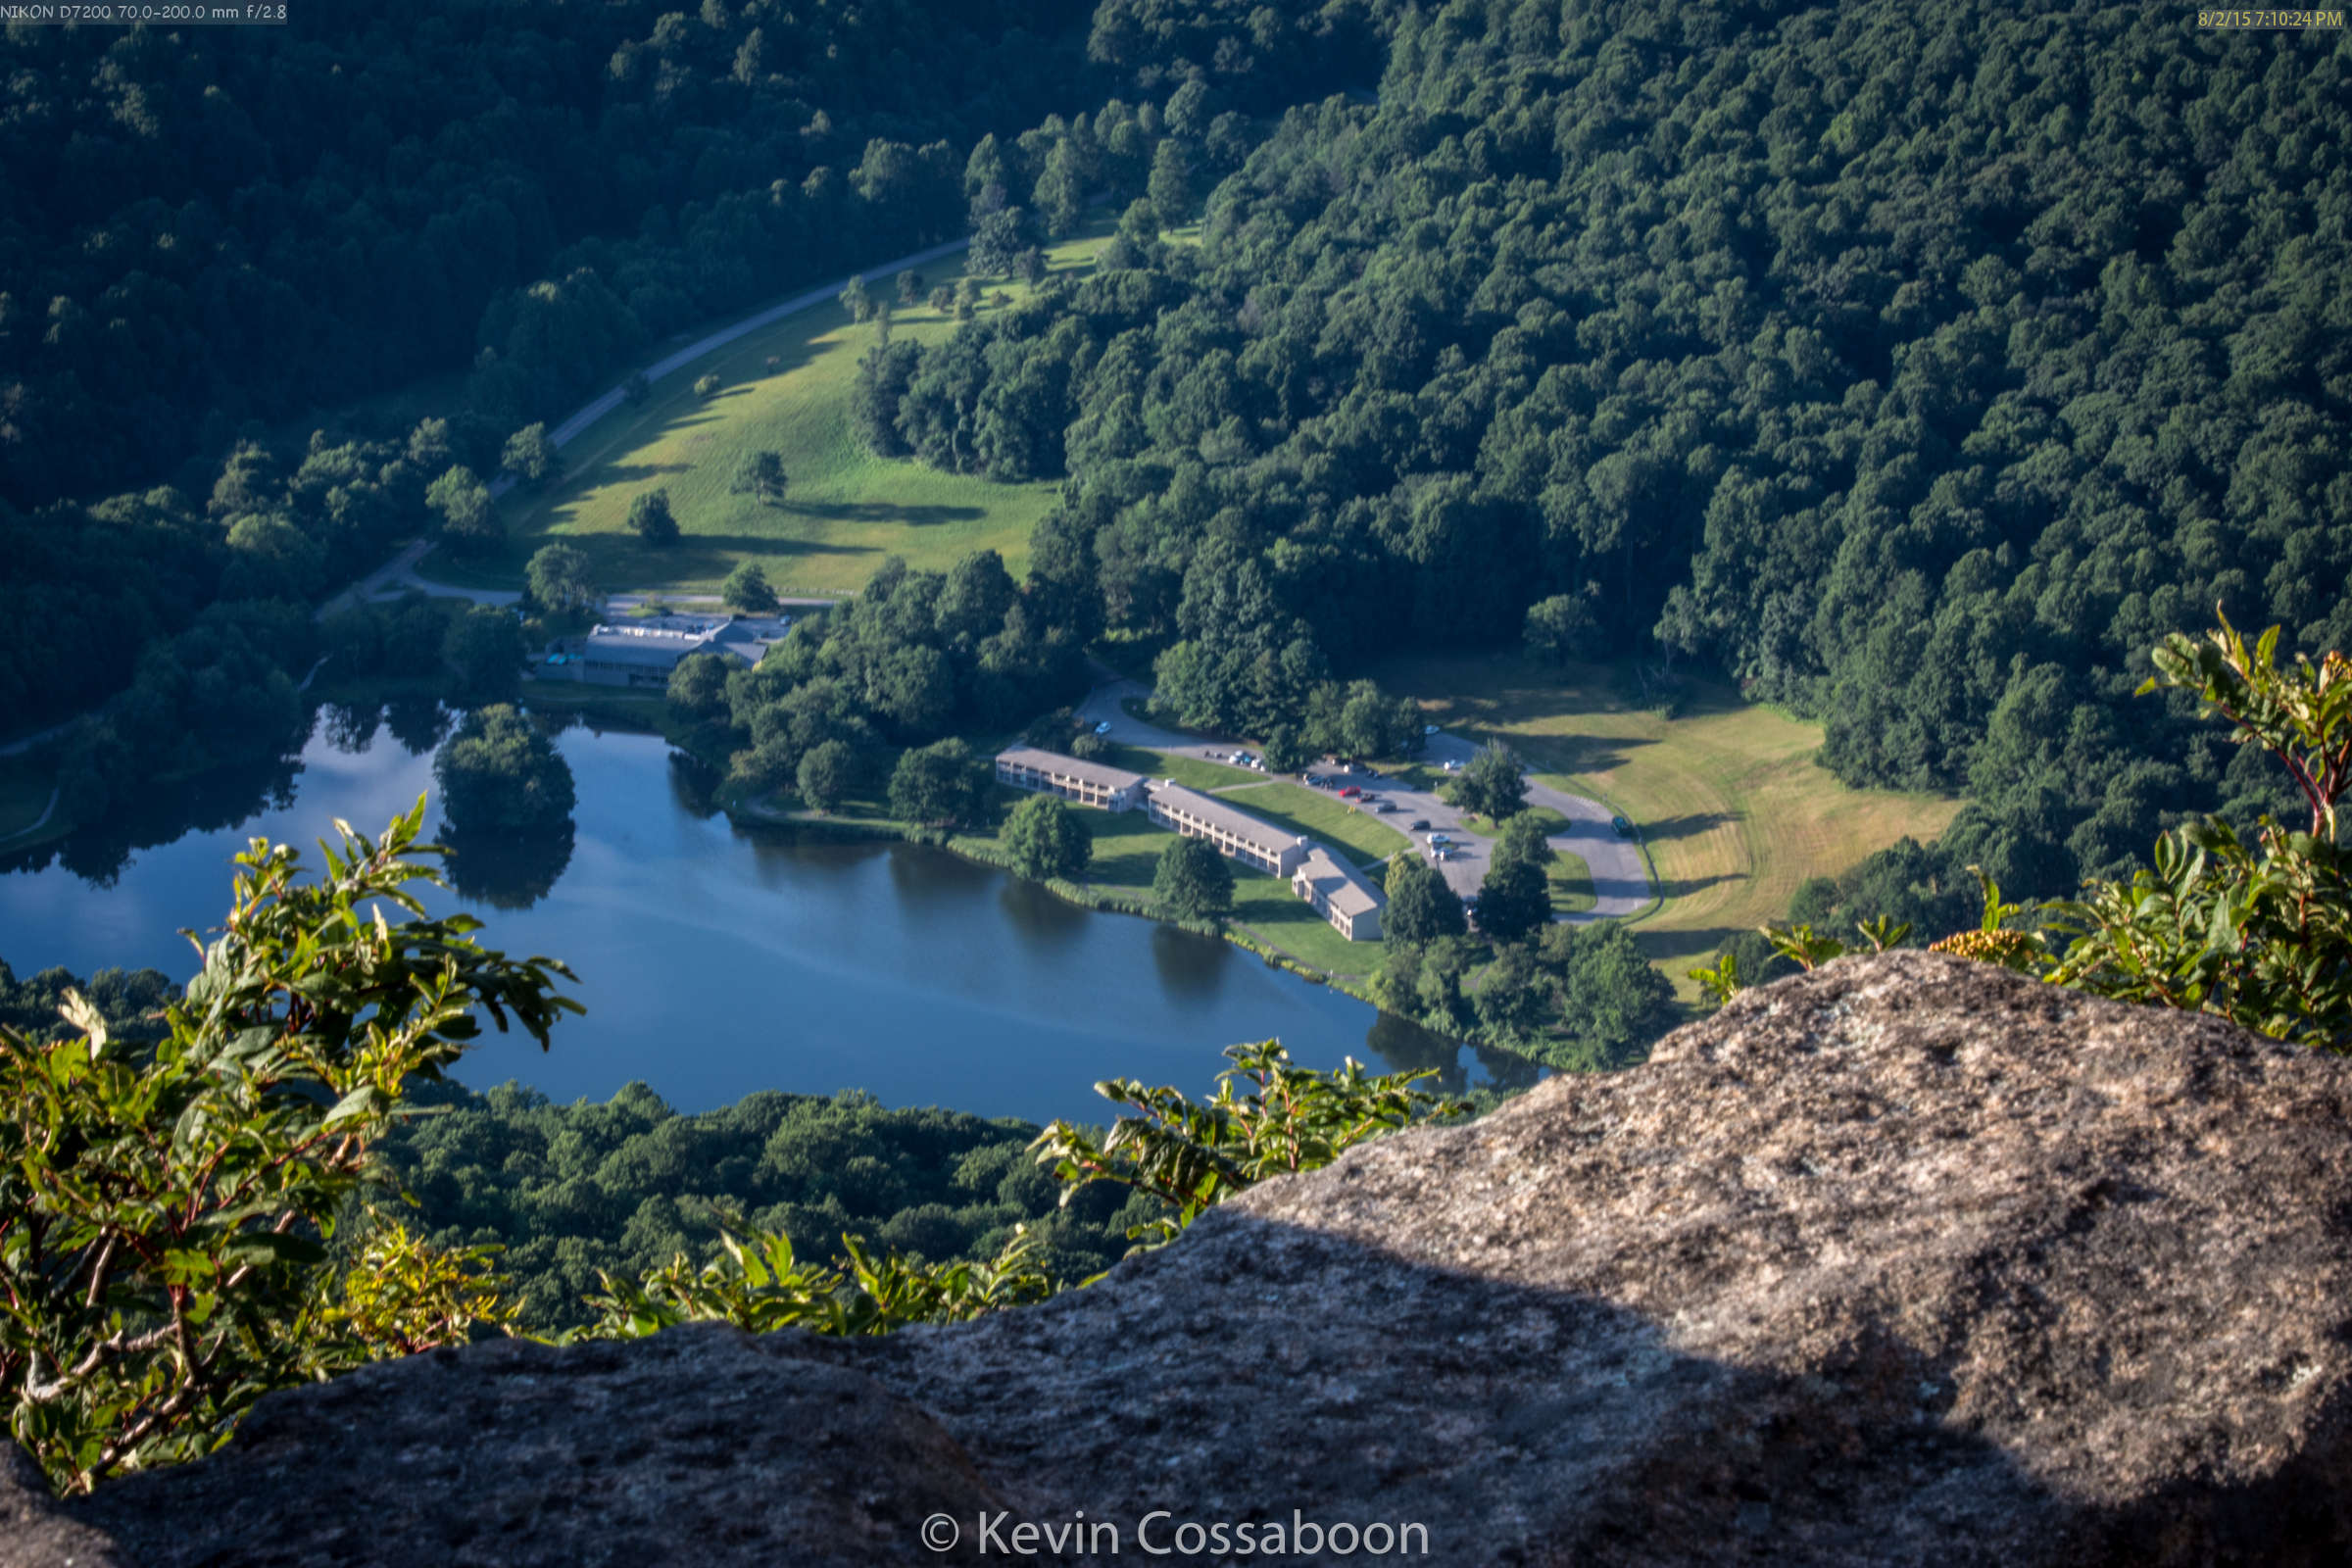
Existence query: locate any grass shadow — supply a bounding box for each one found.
[1640,811,1738,842]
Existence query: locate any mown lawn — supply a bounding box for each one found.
[423,220,1120,598]
[1095,743,1261,794]
[954,795,1383,976]
[0,755,58,841]
[1372,652,1964,999]
[1550,850,1595,915]
[1215,781,1409,869]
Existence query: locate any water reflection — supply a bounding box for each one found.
[0,707,1518,1123]
[666,752,723,819]
[1148,922,1229,1004]
[383,698,450,755]
[319,700,383,755]
[996,872,1091,953]
[441,824,576,909]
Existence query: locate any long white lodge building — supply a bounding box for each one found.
[993,745,1384,940]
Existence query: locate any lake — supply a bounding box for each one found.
[0,704,1520,1124]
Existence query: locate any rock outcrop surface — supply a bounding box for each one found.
[42,953,2352,1564]
[70,1328,1016,1567]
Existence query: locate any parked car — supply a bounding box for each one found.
[1443,760,1464,772]
[1408,818,1430,831]
[1428,832,1450,846]
[1611,815,1636,839]
[1424,724,1441,736]
[1094,720,1113,735]
[1340,786,1363,799]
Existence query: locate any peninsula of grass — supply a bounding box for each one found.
[1549,850,1596,915]
[1371,652,1964,998]
[0,755,60,844]
[424,218,1122,600]
[1215,781,1410,869]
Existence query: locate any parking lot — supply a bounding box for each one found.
[1075,678,1652,921]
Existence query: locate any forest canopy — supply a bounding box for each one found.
[854,0,2347,906]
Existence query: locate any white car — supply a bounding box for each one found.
[1094,720,1113,735]
[1424,723,1440,735]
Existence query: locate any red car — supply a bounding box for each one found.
[1339,785,1362,799]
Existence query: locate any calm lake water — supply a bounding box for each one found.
[0,705,1516,1124]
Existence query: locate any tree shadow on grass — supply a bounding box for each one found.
[594,461,696,485]
[785,500,990,526]
[1639,811,1738,842]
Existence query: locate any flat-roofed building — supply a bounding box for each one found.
[561,612,793,688]
[1291,846,1387,942]
[1146,783,1307,876]
[993,747,1149,811]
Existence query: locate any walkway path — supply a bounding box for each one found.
[1074,678,1653,923]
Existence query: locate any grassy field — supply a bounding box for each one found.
[1096,742,1261,794]
[1217,781,1410,869]
[954,790,1384,975]
[1373,653,1964,998]
[425,218,1122,598]
[1549,851,1595,915]
[0,755,59,842]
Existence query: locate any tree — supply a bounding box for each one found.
[502,422,562,487]
[1148,138,1195,223]
[730,450,788,508]
[694,372,721,399]
[665,652,732,722]
[897,270,924,306]
[797,738,858,812]
[424,465,497,550]
[1261,723,1306,774]
[1011,248,1047,286]
[1004,794,1091,882]
[1475,855,1551,947]
[1153,834,1235,919]
[1538,921,1677,1066]
[0,807,575,1492]
[1473,940,1551,1042]
[441,604,525,705]
[1496,811,1557,869]
[1446,746,1528,821]
[840,274,874,322]
[954,276,981,320]
[721,561,781,613]
[888,738,984,827]
[526,544,597,615]
[1524,593,1603,664]
[434,705,576,836]
[1383,854,1466,946]
[1033,139,1085,238]
[628,489,679,546]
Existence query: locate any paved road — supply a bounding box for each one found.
[1074,680,1653,922]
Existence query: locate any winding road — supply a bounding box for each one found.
[1074,679,1652,922]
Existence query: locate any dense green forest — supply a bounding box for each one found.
[380,1078,1146,1331]
[0,0,1392,741]
[856,0,2347,915]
